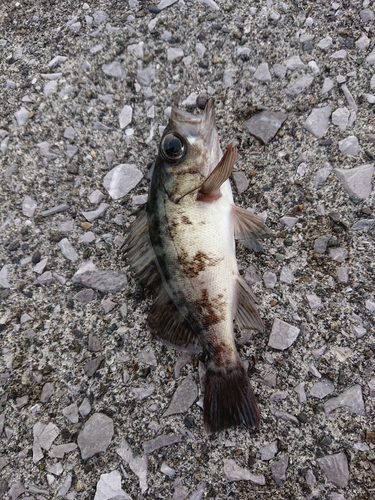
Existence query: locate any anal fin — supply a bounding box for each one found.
[232,205,270,253]
[148,287,202,354]
[235,278,264,332]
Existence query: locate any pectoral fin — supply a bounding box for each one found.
[148,287,202,354]
[235,278,264,332]
[232,206,270,253]
[198,143,238,201]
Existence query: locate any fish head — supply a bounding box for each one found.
[153,98,222,202]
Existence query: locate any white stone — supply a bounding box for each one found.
[338,136,360,156]
[332,107,350,130]
[119,105,132,129]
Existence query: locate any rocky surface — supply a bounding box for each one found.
[0,0,374,499]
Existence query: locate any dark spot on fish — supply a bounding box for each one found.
[181,215,193,225]
[193,288,226,329]
[209,339,236,368]
[177,251,222,278]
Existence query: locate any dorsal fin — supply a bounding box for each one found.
[198,143,238,201]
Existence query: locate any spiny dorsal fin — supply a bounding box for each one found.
[148,287,202,354]
[235,278,264,332]
[198,143,238,201]
[123,208,161,290]
[232,206,270,253]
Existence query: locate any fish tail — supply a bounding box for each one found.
[203,361,260,434]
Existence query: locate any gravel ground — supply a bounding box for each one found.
[0,0,375,499]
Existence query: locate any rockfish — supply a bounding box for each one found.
[125,98,268,433]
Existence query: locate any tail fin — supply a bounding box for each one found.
[203,362,260,434]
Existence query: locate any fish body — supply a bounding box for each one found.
[125,99,268,433]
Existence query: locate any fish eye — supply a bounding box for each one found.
[160,133,186,163]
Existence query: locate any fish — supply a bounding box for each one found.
[124,98,269,433]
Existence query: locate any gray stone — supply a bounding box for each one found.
[341,84,358,111]
[253,62,271,82]
[280,216,298,228]
[365,299,375,312]
[268,319,300,350]
[93,10,108,24]
[259,440,278,460]
[66,144,78,160]
[309,379,335,399]
[306,294,322,310]
[37,270,53,285]
[33,421,59,463]
[339,135,360,156]
[102,62,125,79]
[73,268,127,292]
[94,470,130,500]
[103,164,143,200]
[115,439,148,493]
[273,63,287,78]
[197,0,220,9]
[14,107,29,126]
[322,77,335,94]
[127,41,144,58]
[56,473,72,497]
[317,36,333,50]
[304,106,331,138]
[337,267,349,284]
[59,221,74,232]
[79,398,91,417]
[285,55,306,70]
[49,443,78,459]
[143,434,181,455]
[88,333,102,352]
[82,203,109,222]
[163,375,197,416]
[280,266,294,284]
[167,48,184,62]
[9,482,25,499]
[314,234,332,253]
[62,403,79,423]
[88,190,105,204]
[132,383,155,400]
[286,75,314,97]
[334,165,374,202]
[329,248,348,262]
[332,107,350,130]
[101,298,116,313]
[158,0,179,9]
[331,49,347,59]
[77,413,114,459]
[223,65,235,86]
[48,55,67,68]
[350,219,374,231]
[104,149,115,168]
[314,162,332,189]
[33,257,48,274]
[84,356,105,377]
[243,110,287,144]
[271,409,299,425]
[40,204,69,217]
[22,196,37,217]
[352,324,367,338]
[40,382,54,403]
[161,462,175,478]
[324,385,365,417]
[355,34,370,50]
[360,8,374,22]
[223,459,265,485]
[232,171,249,193]
[316,452,349,488]
[136,66,156,86]
[138,346,157,366]
[119,105,133,129]
[58,238,79,262]
[271,456,288,485]
[79,232,96,243]
[63,126,76,139]
[294,382,307,403]
[92,121,111,131]
[263,271,277,289]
